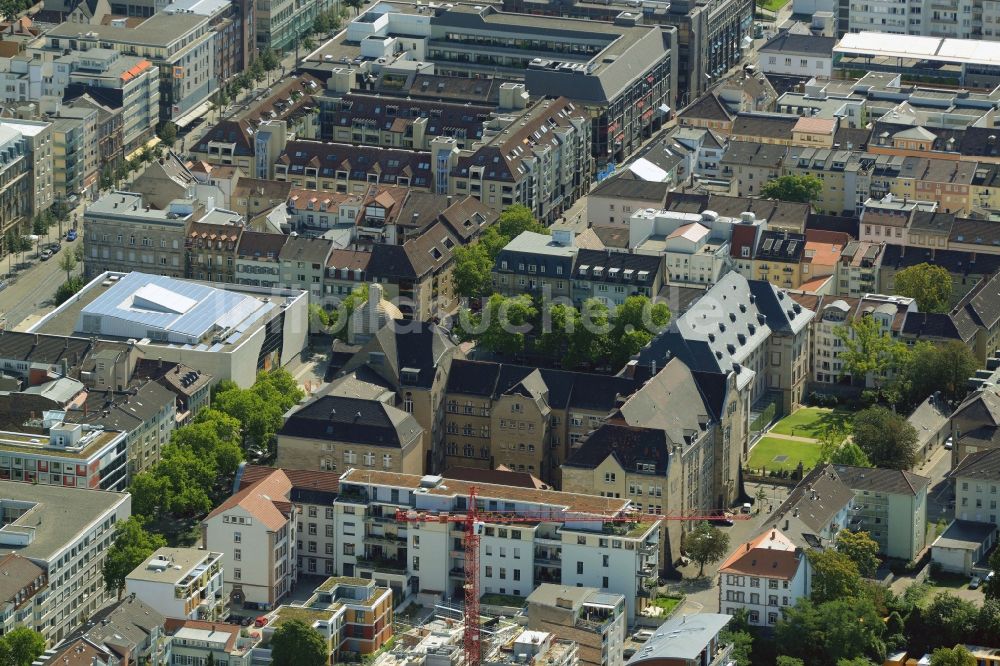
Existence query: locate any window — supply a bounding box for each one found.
[233,568,242,580]
[233,531,241,543]
[576,562,583,575]
[343,543,355,555]
[234,549,241,561]
[605,472,616,483]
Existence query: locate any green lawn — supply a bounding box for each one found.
[748,436,823,472]
[652,596,684,615]
[757,0,790,11]
[769,407,853,439]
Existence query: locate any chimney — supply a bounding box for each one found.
[771,530,776,540]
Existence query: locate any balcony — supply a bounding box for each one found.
[534,550,561,565]
[355,556,407,575]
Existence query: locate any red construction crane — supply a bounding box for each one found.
[395,487,749,666]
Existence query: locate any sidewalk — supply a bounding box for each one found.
[762,432,820,444]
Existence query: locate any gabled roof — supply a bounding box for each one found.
[832,464,930,496]
[718,529,802,580]
[759,31,836,56]
[771,464,855,548]
[952,448,1000,482]
[563,423,670,475]
[679,92,734,124]
[204,469,293,531]
[278,395,421,448]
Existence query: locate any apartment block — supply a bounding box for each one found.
[275,395,425,476]
[718,529,808,627]
[125,547,225,621]
[526,584,626,666]
[572,249,663,307]
[308,3,676,171]
[441,360,638,483]
[46,12,216,126]
[0,554,46,637]
[164,618,263,666]
[833,464,930,561]
[84,193,194,278]
[953,449,1000,532]
[0,123,37,238]
[493,230,578,301]
[334,470,661,623]
[0,119,52,221]
[0,481,131,643]
[186,219,243,283]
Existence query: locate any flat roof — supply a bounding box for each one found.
[47,12,208,47]
[0,120,49,137]
[502,231,577,258]
[626,614,732,664]
[0,481,128,563]
[127,547,220,584]
[835,32,1000,66]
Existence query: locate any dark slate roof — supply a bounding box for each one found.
[834,126,870,151]
[563,423,669,474]
[720,140,787,168]
[910,211,955,235]
[370,320,453,389]
[0,332,93,366]
[881,244,1000,276]
[952,448,1000,482]
[278,236,334,264]
[278,395,421,447]
[589,175,670,203]
[962,271,1000,330]
[323,93,492,142]
[665,192,809,230]
[950,217,1000,251]
[901,312,963,341]
[759,31,836,56]
[730,115,798,141]
[806,213,859,238]
[368,221,462,280]
[238,231,288,260]
[833,464,930,496]
[680,92,734,123]
[575,249,662,284]
[754,230,805,262]
[591,226,630,249]
[445,360,637,411]
[277,140,433,189]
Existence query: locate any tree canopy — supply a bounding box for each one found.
[894,263,953,313]
[905,340,978,405]
[270,619,329,666]
[760,174,823,203]
[835,530,880,578]
[776,597,885,666]
[852,406,919,470]
[685,521,730,576]
[0,627,46,666]
[808,549,862,604]
[834,315,911,402]
[102,517,167,598]
[452,206,547,299]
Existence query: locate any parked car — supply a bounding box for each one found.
[65,229,77,242]
[945,436,954,450]
[48,242,61,254]
[254,616,268,628]
[39,249,52,261]
[970,575,982,590]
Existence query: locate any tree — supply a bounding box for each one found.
[885,610,907,652]
[930,646,976,666]
[535,302,578,360]
[776,658,805,666]
[259,48,280,71]
[0,627,46,666]
[685,521,730,576]
[894,263,953,314]
[987,547,1000,601]
[206,653,216,666]
[270,619,329,666]
[157,122,178,147]
[978,599,1000,646]
[720,630,752,666]
[452,243,494,299]
[760,174,823,203]
[129,471,171,519]
[58,250,77,283]
[31,215,45,236]
[907,340,978,405]
[463,294,536,357]
[828,440,872,467]
[609,296,671,367]
[343,0,363,14]
[922,593,978,648]
[102,517,167,598]
[834,316,910,395]
[0,0,20,21]
[754,485,768,511]
[776,598,885,666]
[497,204,547,239]
[100,165,114,191]
[852,406,919,470]
[837,660,877,666]
[836,530,880,578]
[54,276,84,305]
[808,549,862,604]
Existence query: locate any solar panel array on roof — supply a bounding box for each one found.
[76,272,268,346]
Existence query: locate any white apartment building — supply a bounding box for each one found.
[718,529,810,627]
[849,0,987,39]
[0,481,131,643]
[126,547,225,621]
[334,470,660,623]
[526,584,625,666]
[952,448,1000,529]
